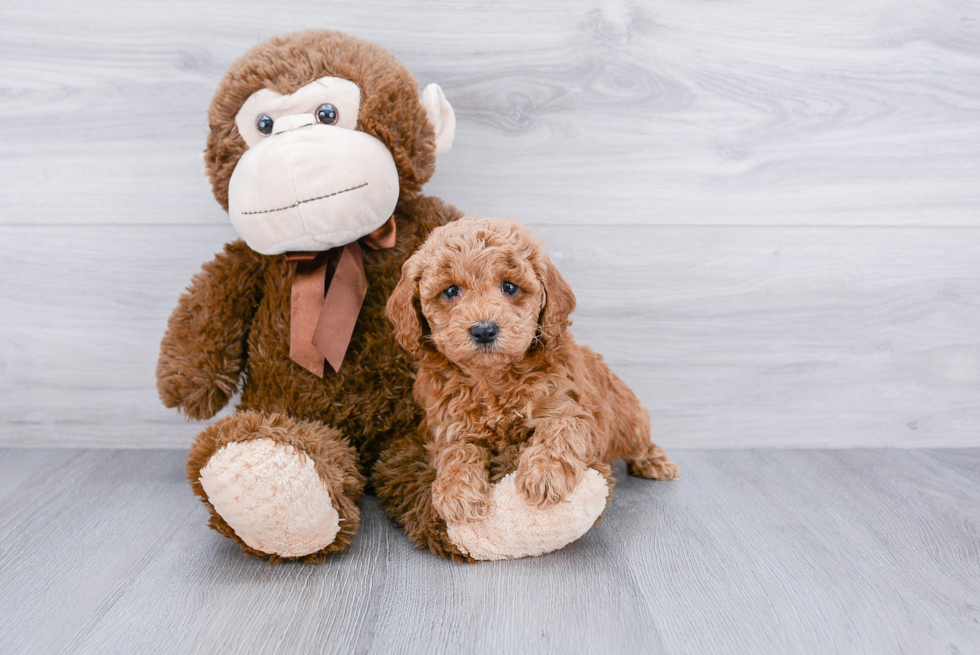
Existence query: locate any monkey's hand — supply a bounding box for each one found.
[157,345,242,420]
[156,240,265,420]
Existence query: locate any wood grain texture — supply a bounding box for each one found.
[0,448,976,654]
[1,0,978,226]
[1,0,979,448]
[1,224,977,448]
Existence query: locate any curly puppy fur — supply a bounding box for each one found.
[385,217,679,526]
[157,31,465,561]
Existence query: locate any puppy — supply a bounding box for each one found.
[386,217,678,525]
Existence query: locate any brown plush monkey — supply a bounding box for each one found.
[160,31,607,562]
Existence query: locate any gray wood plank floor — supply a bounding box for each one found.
[1,448,976,655]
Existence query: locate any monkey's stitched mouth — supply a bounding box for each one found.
[240,182,369,215]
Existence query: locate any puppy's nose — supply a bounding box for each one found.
[470,321,499,345]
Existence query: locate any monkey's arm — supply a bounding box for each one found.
[156,240,265,420]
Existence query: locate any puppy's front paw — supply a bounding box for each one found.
[515,447,586,508]
[432,472,491,523]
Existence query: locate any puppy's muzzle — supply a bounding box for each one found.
[470,321,499,345]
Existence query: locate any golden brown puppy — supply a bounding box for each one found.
[387,216,679,546]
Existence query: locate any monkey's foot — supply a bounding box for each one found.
[199,438,341,558]
[188,412,364,561]
[445,468,609,561]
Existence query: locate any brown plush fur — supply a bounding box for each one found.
[385,217,679,527]
[158,31,464,560]
[373,423,474,562]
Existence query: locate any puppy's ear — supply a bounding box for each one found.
[536,253,576,349]
[386,251,430,358]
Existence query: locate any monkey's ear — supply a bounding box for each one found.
[421,83,456,156]
[386,252,430,358]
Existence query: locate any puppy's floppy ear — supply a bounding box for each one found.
[536,253,576,348]
[386,251,430,358]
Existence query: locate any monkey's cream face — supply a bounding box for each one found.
[418,243,545,370]
[226,76,453,255]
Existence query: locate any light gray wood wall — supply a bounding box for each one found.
[1,0,978,448]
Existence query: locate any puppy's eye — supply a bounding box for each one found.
[501,282,519,296]
[443,285,460,300]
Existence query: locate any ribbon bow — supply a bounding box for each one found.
[286,215,397,377]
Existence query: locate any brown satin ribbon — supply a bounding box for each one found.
[287,215,397,377]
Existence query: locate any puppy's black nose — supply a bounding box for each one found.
[470,321,499,345]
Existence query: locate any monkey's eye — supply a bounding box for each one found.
[256,115,274,135]
[443,285,460,300]
[316,103,339,125]
[501,282,519,296]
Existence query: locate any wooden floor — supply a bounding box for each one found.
[1,448,976,654]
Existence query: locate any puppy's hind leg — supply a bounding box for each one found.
[621,405,680,481]
[626,441,680,481]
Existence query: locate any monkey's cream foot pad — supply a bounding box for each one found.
[446,469,609,561]
[199,438,340,558]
